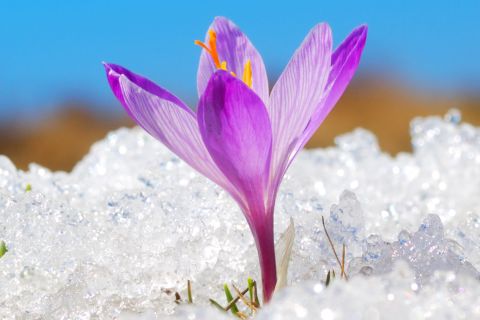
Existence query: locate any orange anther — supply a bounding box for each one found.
[194,29,221,68]
[195,32,253,88]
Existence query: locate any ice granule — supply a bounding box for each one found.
[258,261,480,320]
[0,111,479,319]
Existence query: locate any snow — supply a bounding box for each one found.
[0,111,479,319]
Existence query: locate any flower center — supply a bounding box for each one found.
[195,29,252,88]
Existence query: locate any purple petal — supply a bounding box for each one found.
[274,25,367,183]
[298,25,368,150]
[104,63,188,117]
[196,17,269,104]
[198,70,277,301]
[267,23,333,195]
[197,70,272,212]
[104,63,240,200]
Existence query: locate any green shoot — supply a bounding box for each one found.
[248,278,254,305]
[224,283,239,314]
[0,241,7,258]
[225,286,249,312]
[203,279,261,317]
[209,298,226,312]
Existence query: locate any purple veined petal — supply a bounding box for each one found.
[104,63,243,206]
[291,25,368,161]
[197,70,272,215]
[104,63,188,117]
[197,70,276,301]
[267,23,333,198]
[196,16,269,104]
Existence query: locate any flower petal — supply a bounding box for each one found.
[196,17,269,104]
[267,23,332,194]
[104,63,239,201]
[197,70,272,211]
[104,63,188,117]
[297,25,368,151]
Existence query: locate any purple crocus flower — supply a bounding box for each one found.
[104,17,367,302]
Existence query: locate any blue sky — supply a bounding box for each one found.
[1,0,479,117]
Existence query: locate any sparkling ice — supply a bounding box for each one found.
[0,111,480,319]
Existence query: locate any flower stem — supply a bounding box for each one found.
[253,219,277,303]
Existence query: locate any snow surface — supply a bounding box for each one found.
[0,111,479,319]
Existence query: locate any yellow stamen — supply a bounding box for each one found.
[242,59,252,88]
[194,31,253,88]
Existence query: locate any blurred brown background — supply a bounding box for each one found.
[1,76,479,171]
[3,2,480,172]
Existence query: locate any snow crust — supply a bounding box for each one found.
[0,111,479,319]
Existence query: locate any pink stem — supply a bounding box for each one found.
[256,222,277,303]
[250,213,277,303]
